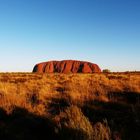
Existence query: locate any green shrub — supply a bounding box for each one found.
[103,69,111,73]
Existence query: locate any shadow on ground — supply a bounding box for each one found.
[0,91,140,140]
[82,92,140,140]
[0,107,58,140]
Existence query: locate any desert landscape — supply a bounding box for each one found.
[0,69,139,140]
[0,0,140,139]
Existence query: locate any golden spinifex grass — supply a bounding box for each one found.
[0,72,139,140]
[0,73,139,112]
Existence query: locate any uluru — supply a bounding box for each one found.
[33,60,101,73]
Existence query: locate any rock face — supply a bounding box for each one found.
[33,60,101,73]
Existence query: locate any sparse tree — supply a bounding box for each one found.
[102,69,111,73]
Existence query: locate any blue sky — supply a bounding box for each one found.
[0,0,139,72]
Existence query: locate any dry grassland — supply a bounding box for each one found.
[0,72,139,140]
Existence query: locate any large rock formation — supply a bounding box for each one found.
[33,60,101,73]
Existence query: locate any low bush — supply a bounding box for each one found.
[55,106,93,140]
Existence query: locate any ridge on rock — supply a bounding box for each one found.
[33,60,101,73]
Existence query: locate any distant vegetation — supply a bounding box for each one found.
[102,69,111,73]
[0,72,139,140]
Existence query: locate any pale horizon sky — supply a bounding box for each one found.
[0,0,140,72]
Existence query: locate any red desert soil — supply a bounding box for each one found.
[33,60,101,73]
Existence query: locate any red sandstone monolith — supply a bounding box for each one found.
[33,60,101,73]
